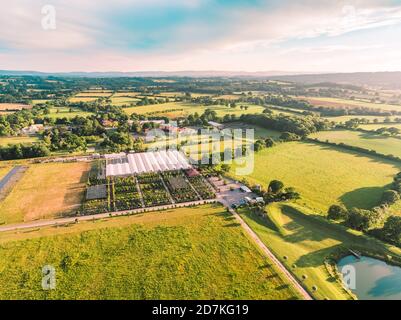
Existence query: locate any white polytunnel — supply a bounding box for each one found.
[106,150,192,177]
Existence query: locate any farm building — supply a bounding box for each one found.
[105,150,191,177]
[20,124,44,135]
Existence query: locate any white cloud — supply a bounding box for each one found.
[0,0,401,71]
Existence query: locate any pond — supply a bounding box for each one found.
[337,255,401,300]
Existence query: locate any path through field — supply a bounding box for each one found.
[0,166,27,201]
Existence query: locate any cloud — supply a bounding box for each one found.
[0,0,400,71]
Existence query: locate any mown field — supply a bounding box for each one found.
[309,130,401,158]
[0,103,32,111]
[296,96,401,112]
[324,115,399,123]
[0,205,300,300]
[223,122,282,140]
[109,96,141,106]
[239,203,401,300]
[0,136,39,146]
[358,123,401,131]
[0,162,89,224]
[46,106,93,119]
[123,101,265,118]
[229,141,400,212]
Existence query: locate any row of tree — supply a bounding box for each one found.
[327,171,401,245]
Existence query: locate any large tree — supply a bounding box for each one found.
[268,180,284,194]
[382,216,401,244]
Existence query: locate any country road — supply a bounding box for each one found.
[221,199,313,300]
[0,199,217,232]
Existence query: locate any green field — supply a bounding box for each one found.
[47,106,93,119]
[110,96,141,106]
[68,97,100,103]
[124,102,265,118]
[297,96,401,112]
[324,115,399,123]
[223,122,282,140]
[358,123,401,131]
[239,203,401,300]
[0,136,39,146]
[229,141,400,212]
[0,205,300,300]
[310,130,401,158]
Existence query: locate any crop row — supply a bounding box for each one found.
[187,176,216,200]
[162,171,199,203]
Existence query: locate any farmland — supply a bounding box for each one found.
[0,204,300,300]
[296,96,401,113]
[3,74,401,300]
[46,106,93,119]
[0,162,90,224]
[229,141,400,212]
[324,115,399,123]
[0,136,39,146]
[123,101,265,118]
[83,166,215,214]
[223,122,282,140]
[309,130,401,158]
[0,103,31,111]
[238,203,401,300]
[358,123,401,131]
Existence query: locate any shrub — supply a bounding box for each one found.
[381,190,400,205]
[346,208,384,232]
[327,204,348,220]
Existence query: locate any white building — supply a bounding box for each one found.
[20,124,44,135]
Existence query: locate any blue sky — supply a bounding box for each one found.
[1,0,401,72]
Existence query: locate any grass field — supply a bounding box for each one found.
[223,122,282,140]
[296,96,401,112]
[0,164,13,180]
[110,96,141,106]
[31,100,51,105]
[68,97,99,103]
[358,123,401,131]
[229,141,400,212]
[75,92,112,97]
[0,204,300,300]
[0,103,31,111]
[46,106,93,119]
[0,136,39,146]
[0,162,90,224]
[324,115,399,123]
[239,203,401,300]
[112,92,141,97]
[124,102,265,118]
[309,130,401,158]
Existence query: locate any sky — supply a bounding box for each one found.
[1,0,401,73]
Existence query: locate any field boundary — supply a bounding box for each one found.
[0,166,28,202]
[0,199,218,232]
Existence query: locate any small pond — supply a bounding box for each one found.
[337,255,401,300]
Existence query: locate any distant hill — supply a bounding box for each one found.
[0,70,308,78]
[1,70,401,89]
[267,72,401,89]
